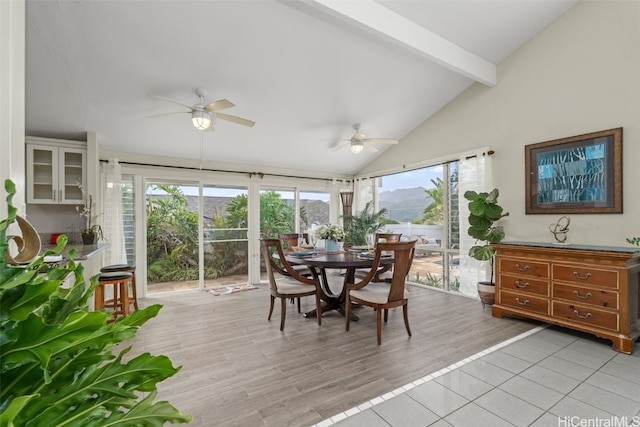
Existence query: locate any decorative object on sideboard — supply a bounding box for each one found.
[627,237,640,246]
[465,188,509,308]
[549,215,571,245]
[4,215,42,265]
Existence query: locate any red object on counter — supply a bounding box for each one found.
[50,233,62,244]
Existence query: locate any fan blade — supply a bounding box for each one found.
[215,112,255,127]
[364,138,398,144]
[155,95,194,111]
[333,142,350,151]
[149,111,191,119]
[204,99,235,112]
[364,142,378,152]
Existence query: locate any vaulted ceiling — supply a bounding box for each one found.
[25,0,577,176]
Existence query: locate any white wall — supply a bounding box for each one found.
[0,0,26,216]
[360,1,640,247]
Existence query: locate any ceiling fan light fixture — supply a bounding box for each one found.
[191,110,212,130]
[350,141,364,154]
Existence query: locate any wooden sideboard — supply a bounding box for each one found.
[492,242,640,354]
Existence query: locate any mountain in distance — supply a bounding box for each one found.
[379,187,431,223]
[379,187,426,203]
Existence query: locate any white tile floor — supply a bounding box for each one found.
[314,326,640,427]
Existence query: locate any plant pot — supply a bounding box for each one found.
[81,231,96,245]
[325,239,339,253]
[477,281,495,308]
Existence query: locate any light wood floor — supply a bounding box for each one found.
[129,283,539,426]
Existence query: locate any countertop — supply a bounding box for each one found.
[41,242,110,260]
[497,241,639,255]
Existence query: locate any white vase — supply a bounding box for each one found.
[325,239,339,253]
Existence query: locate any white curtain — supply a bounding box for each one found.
[458,152,493,297]
[101,159,127,265]
[353,178,375,214]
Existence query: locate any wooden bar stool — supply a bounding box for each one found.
[100,264,138,311]
[95,271,133,321]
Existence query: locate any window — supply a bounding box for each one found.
[121,174,135,264]
[376,162,460,292]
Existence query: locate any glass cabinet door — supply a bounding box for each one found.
[59,148,86,204]
[26,144,86,204]
[26,144,58,203]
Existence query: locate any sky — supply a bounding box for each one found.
[378,164,445,192]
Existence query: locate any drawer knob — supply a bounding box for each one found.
[573,290,592,299]
[515,297,530,306]
[572,271,592,280]
[515,264,530,272]
[515,280,529,288]
[573,309,592,319]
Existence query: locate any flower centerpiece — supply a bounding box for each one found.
[76,192,103,245]
[315,224,345,252]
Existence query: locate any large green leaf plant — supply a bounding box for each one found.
[464,188,509,284]
[0,180,191,426]
[342,201,389,247]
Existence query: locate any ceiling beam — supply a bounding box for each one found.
[305,0,496,87]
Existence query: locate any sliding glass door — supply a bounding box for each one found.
[146,182,200,293]
[377,162,460,292]
[201,185,249,287]
[145,182,249,293]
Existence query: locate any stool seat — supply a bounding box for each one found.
[96,271,134,322]
[100,264,138,312]
[99,271,133,281]
[101,264,136,272]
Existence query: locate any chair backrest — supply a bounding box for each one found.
[376,233,402,243]
[355,240,416,303]
[383,240,416,302]
[279,233,308,249]
[260,238,317,292]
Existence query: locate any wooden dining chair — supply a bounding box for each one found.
[355,232,403,282]
[278,233,313,308]
[345,240,416,345]
[375,232,402,243]
[261,238,322,331]
[279,233,308,249]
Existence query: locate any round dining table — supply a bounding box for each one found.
[285,250,394,320]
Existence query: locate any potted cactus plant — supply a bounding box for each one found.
[464,188,509,307]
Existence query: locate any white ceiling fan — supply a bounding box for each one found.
[150,87,255,131]
[333,123,398,154]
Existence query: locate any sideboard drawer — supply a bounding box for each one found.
[552,301,618,332]
[493,242,640,354]
[499,258,549,279]
[500,290,549,315]
[499,275,549,297]
[553,265,619,289]
[552,283,618,310]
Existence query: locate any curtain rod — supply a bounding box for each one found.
[360,149,495,181]
[99,159,347,183]
[465,149,495,160]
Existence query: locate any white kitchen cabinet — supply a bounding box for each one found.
[26,137,87,204]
